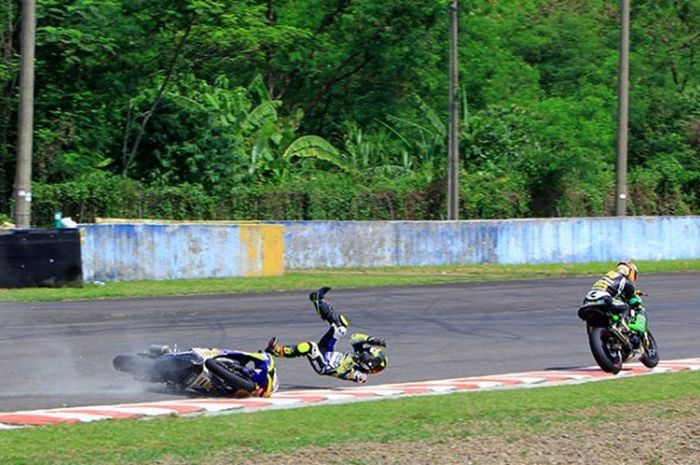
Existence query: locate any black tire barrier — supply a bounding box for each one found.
[0,228,83,288]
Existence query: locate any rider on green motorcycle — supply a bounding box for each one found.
[582,261,648,334]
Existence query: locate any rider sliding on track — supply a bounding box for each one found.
[266,287,388,384]
[581,260,648,335]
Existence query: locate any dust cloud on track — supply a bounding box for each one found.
[1,273,699,411]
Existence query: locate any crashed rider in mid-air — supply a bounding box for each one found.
[581,260,648,335]
[266,287,388,384]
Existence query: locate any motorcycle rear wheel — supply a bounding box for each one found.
[640,330,660,368]
[589,327,623,374]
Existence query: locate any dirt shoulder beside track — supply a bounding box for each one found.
[234,397,700,465]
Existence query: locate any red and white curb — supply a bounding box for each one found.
[1,357,699,429]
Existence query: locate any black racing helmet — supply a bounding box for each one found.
[355,346,387,374]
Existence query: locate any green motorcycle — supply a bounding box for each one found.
[577,300,659,374]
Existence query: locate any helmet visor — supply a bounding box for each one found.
[356,348,387,374]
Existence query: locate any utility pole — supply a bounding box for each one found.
[13,0,37,228]
[447,0,459,220]
[615,0,630,216]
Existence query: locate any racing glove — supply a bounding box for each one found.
[353,371,368,384]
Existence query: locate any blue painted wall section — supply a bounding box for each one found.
[80,216,700,280]
[82,223,284,281]
[277,216,700,269]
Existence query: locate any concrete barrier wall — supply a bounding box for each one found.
[80,216,700,280]
[82,223,284,281]
[277,216,700,269]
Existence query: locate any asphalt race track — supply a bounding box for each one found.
[1,273,699,412]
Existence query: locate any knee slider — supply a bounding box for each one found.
[296,341,319,358]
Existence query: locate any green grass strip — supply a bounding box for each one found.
[1,371,698,465]
[2,259,700,302]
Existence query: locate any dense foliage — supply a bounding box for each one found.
[1,0,699,224]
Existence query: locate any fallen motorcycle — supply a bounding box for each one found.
[113,345,278,397]
[578,300,659,374]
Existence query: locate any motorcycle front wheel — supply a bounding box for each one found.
[640,330,660,368]
[589,327,623,374]
[204,357,256,396]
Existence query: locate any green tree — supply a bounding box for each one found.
[3,0,700,221]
